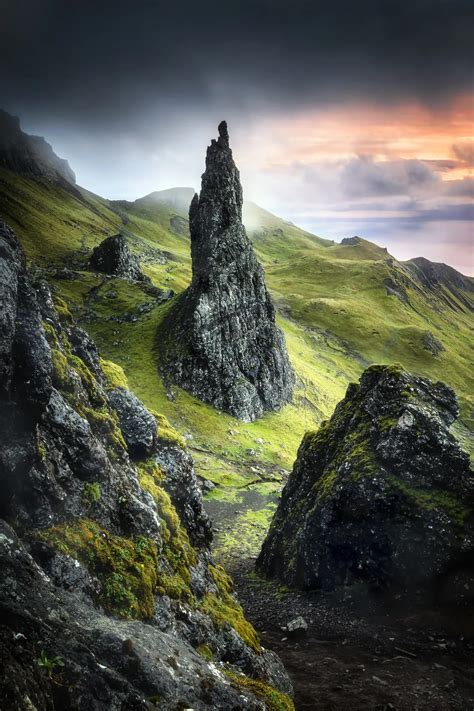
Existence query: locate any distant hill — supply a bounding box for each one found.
[136,187,196,212]
[0,109,76,187]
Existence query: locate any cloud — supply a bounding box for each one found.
[443,177,474,197]
[339,156,439,199]
[452,141,474,166]
[0,0,472,130]
[0,0,471,272]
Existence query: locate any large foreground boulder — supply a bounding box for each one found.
[257,364,474,604]
[157,121,294,421]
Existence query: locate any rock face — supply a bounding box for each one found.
[89,233,144,280]
[108,388,157,459]
[257,364,474,604]
[0,109,76,185]
[0,221,293,709]
[157,121,294,421]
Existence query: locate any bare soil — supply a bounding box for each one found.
[230,558,474,711]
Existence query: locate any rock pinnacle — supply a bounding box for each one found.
[157,122,294,421]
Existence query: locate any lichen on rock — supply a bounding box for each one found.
[257,364,474,604]
[0,221,293,710]
[157,121,294,421]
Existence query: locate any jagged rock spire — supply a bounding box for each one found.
[157,122,294,421]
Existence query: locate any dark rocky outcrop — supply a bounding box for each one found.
[257,364,474,604]
[0,222,293,710]
[157,122,294,421]
[108,388,157,459]
[340,236,363,246]
[0,109,76,186]
[404,256,474,312]
[89,234,144,280]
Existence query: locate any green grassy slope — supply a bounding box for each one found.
[1,171,472,564]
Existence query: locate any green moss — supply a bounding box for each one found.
[196,644,214,661]
[51,348,71,391]
[36,520,158,619]
[137,463,196,602]
[37,440,47,461]
[378,415,398,431]
[314,469,337,501]
[68,353,103,402]
[365,363,404,377]
[150,409,186,449]
[224,670,295,711]
[200,564,261,653]
[42,321,59,347]
[50,337,104,405]
[52,294,73,322]
[83,482,101,504]
[77,404,127,452]
[306,393,379,502]
[100,358,129,390]
[387,476,470,526]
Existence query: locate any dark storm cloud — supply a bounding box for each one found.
[1,0,472,126]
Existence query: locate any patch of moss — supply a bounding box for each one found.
[306,393,379,502]
[378,415,398,431]
[150,409,186,449]
[68,353,103,403]
[100,357,129,390]
[137,462,196,602]
[52,294,72,322]
[42,321,59,347]
[50,339,104,405]
[77,404,127,452]
[51,348,72,391]
[387,476,470,527]
[36,438,47,461]
[365,363,404,378]
[83,481,101,504]
[196,644,214,661]
[200,564,261,653]
[224,670,294,711]
[314,469,337,501]
[36,520,158,619]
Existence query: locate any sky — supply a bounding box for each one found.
[1,0,473,273]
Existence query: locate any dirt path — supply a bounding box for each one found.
[230,558,474,711]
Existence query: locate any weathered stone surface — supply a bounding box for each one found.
[108,387,157,459]
[257,364,474,604]
[89,234,144,280]
[158,121,294,421]
[0,224,293,709]
[0,222,23,394]
[67,325,103,378]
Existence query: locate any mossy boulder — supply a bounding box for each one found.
[89,233,143,280]
[257,364,474,603]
